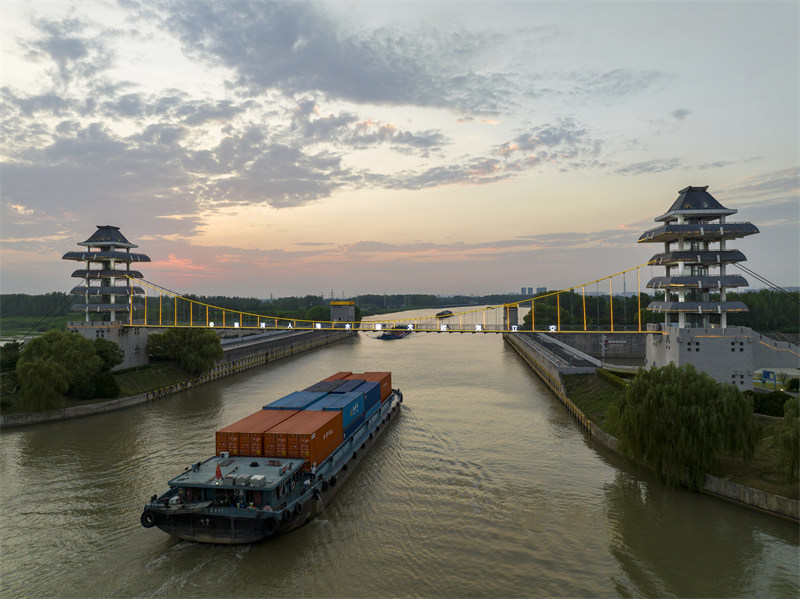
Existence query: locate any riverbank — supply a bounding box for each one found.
[0,329,353,428]
[503,332,800,523]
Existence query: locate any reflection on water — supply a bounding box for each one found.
[605,472,799,598]
[1,323,797,598]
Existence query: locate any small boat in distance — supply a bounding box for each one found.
[435,310,453,319]
[377,325,412,339]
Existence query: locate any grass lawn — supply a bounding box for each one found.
[1,317,71,338]
[113,362,192,396]
[562,372,799,501]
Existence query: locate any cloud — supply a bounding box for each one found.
[614,157,682,176]
[23,15,114,84]
[671,108,691,120]
[156,1,522,114]
[715,167,800,211]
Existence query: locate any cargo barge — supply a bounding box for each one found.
[140,372,402,544]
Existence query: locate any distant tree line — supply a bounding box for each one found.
[726,289,800,333]
[0,292,72,317]
[1,289,797,332]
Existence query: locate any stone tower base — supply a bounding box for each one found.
[66,322,149,371]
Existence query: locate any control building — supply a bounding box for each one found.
[637,186,799,389]
[62,225,151,369]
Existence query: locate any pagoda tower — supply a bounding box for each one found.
[62,225,150,323]
[638,186,758,329]
[639,186,763,388]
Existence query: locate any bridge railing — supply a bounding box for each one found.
[122,260,659,334]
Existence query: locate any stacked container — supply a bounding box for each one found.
[344,372,392,402]
[264,410,343,470]
[263,390,328,410]
[307,391,365,438]
[215,372,392,463]
[216,409,298,456]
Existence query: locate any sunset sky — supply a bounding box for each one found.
[2,1,797,299]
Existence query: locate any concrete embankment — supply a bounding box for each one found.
[0,329,353,429]
[503,332,800,523]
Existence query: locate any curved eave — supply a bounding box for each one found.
[646,275,749,289]
[70,269,144,279]
[648,250,747,266]
[62,251,151,263]
[69,286,145,295]
[654,208,736,223]
[638,223,759,243]
[646,301,749,313]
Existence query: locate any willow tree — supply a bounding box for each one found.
[775,397,800,482]
[608,363,761,490]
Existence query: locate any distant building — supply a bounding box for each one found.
[536,287,547,295]
[330,301,355,323]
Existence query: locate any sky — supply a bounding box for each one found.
[1,0,797,300]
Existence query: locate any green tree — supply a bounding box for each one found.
[0,341,22,370]
[17,357,70,411]
[774,397,800,482]
[147,329,223,375]
[608,363,761,490]
[305,306,330,321]
[16,331,123,406]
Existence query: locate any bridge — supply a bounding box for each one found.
[118,262,654,335]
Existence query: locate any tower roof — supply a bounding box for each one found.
[655,186,737,222]
[78,225,138,249]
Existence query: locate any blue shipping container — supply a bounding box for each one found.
[332,379,365,393]
[321,391,364,430]
[351,381,380,414]
[304,380,348,393]
[343,414,365,439]
[263,391,329,410]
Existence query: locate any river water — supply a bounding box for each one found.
[1,317,798,598]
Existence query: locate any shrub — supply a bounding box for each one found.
[751,390,791,417]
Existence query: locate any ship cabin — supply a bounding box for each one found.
[162,454,313,511]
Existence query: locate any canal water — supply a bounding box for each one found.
[1,322,798,598]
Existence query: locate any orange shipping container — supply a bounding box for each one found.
[347,372,392,402]
[265,410,343,469]
[216,410,299,456]
[324,371,352,381]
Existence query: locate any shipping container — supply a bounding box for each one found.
[320,391,364,430]
[303,379,348,393]
[350,381,380,413]
[215,410,299,456]
[346,372,392,402]
[264,410,343,470]
[331,379,365,393]
[323,371,352,381]
[343,413,365,439]
[263,390,329,410]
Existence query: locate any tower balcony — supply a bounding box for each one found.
[646,275,748,290]
[638,222,759,243]
[646,300,749,314]
[648,249,747,266]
